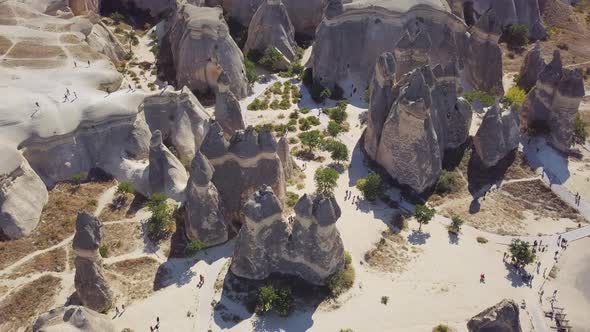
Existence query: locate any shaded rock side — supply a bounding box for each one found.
[473,104,520,168]
[0,150,48,240]
[142,86,212,163]
[184,151,228,247]
[520,50,585,152]
[277,136,294,180]
[231,186,344,285]
[214,72,246,137]
[517,41,545,92]
[33,305,116,332]
[201,123,286,223]
[166,4,248,99]
[244,0,297,61]
[394,29,432,81]
[467,299,523,332]
[471,0,547,40]
[73,212,113,313]
[148,130,189,200]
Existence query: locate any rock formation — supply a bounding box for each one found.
[184,151,228,247]
[467,299,522,332]
[520,50,585,152]
[201,123,286,223]
[148,130,189,200]
[100,0,176,20]
[469,0,547,40]
[473,104,520,167]
[0,149,48,240]
[323,0,343,19]
[364,64,472,193]
[214,72,246,137]
[244,0,298,61]
[517,41,545,92]
[277,136,294,180]
[142,87,212,163]
[312,2,504,95]
[231,186,345,285]
[394,29,432,81]
[69,0,100,16]
[73,212,113,313]
[33,305,116,332]
[165,4,249,99]
[87,22,126,64]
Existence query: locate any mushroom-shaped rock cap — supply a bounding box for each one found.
[294,193,341,226]
[243,186,283,222]
[72,212,102,252]
[190,151,214,186]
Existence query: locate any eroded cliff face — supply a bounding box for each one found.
[467,299,523,332]
[214,72,246,137]
[470,0,547,40]
[521,50,585,152]
[231,186,345,285]
[165,4,249,99]
[312,4,503,95]
[201,123,286,223]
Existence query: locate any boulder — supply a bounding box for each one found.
[244,0,298,61]
[467,299,522,332]
[201,123,286,223]
[142,87,212,163]
[517,41,545,92]
[148,130,189,200]
[520,50,585,152]
[165,5,249,99]
[0,149,48,240]
[184,151,228,247]
[214,72,246,137]
[33,305,116,332]
[473,104,520,168]
[73,212,113,313]
[231,186,345,285]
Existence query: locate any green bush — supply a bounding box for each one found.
[327,121,342,137]
[330,141,348,164]
[117,181,135,194]
[448,215,464,234]
[286,192,300,207]
[381,296,389,305]
[185,239,205,256]
[435,170,462,195]
[328,252,355,296]
[299,130,324,152]
[432,324,451,332]
[414,204,435,232]
[505,24,529,48]
[289,110,299,119]
[464,90,495,107]
[299,108,310,114]
[306,116,320,126]
[573,114,588,145]
[109,12,125,24]
[146,193,176,240]
[503,86,527,106]
[99,245,109,258]
[244,58,258,84]
[314,167,339,196]
[256,285,292,316]
[476,236,488,244]
[299,119,311,131]
[258,47,284,72]
[71,172,87,185]
[356,172,383,201]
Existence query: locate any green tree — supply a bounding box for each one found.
[414,204,435,232]
[314,167,339,197]
[71,172,87,186]
[257,285,278,314]
[259,47,284,72]
[185,239,205,256]
[146,193,176,240]
[448,215,464,234]
[244,58,257,84]
[435,170,462,195]
[320,88,332,103]
[573,114,588,145]
[356,172,383,201]
[117,181,135,194]
[330,141,349,164]
[509,239,536,267]
[327,120,342,137]
[299,130,324,153]
[328,106,348,124]
[124,30,139,53]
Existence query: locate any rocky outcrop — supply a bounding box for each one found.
[277,136,294,180]
[148,130,189,200]
[184,151,228,247]
[165,4,248,99]
[473,104,520,167]
[142,87,212,163]
[33,305,116,332]
[0,149,48,240]
[214,72,246,137]
[312,3,504,95]
[73,212,113,313]
[87,22,126,64]
[394,29,432,81]
[244,0,297,61]
[467,299,522,332]
[364,64,472,193]
[521,50,585,152]
[231,186,345,285]
[323,0,343,19]
[470,0,547,40]
[201,123,286,223]
[69,0,100,15]
[100,0,175,20]
[517,41,545,92]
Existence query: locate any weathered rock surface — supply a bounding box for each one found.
[0,149,48,240]
[244,0,297,61]
[231,186,345,285]
[312,3,504,95]
[394,29,432,81]
[277,136,294,180]
[87,22,126,64]
[165,4,248,99]
[148,130,189,200]
[473,104,520,167]
[365,64,472,193]
[142,87,212,163]
[184,151,228,247]
[517,41,545,92]
[521,50,585,152]
[214,72,246,137]
[467,299,522,332]
[73,212,113,313]
[201,123,286,223]
[33,305,116,332]
[470,0,547,40]
[100,0,175,20]
[69,0,100,15]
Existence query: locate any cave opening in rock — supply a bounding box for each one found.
[100,0,164,27]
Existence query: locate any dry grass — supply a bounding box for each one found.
[102,222,142,257]
[98,193,145,222]
[0,180,114,270]
[0,275,62,331]
[0,58,65,69]
[106,256,160,301]
[502,180,581,220]
[59,33,81,44]
[7,247,66,280]
[6,41,64,58]
[65,44,105,61]
[364,230,414,273]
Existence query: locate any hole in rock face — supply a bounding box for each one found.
[463,1,476,26]
[100,0,166,27]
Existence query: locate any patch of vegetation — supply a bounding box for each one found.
[70,171,87,186]
[314,167,340,197]
[464,90,495,107]
[99,245,109,258]
[435,170,463,195]
[448,216,464,234]
[324,100,348,124]
[504,24,529,48]
[299,130,324,153]
[503,86,527,107]
[299,107,310,114]
[185,239,205,256]
[381,296,389,305]
[414,204,435,232]
[244,58,257,84]
[509,239,535,267]
[327,252,355,296]
[286,192,300,208]
[432,324,453,332]
[117,181,135,194]
[476,236,488,244]
[258,47,285,72]
[356,172,384,201]
[256,285,292,317]
[573,114,588,145]
[327,120,342,137]
[146,193,176,241]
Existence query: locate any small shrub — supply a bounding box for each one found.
[448,216,464,234]
[117,181,135,194]
[476,236,488,244]
[71,172,87,185]
[256,285,292,317]
[289,110,299,119]
[306,116,321,126]
[381,296,389,305]
[299,108,310,114]
[327,252,355,296]
[504,24,529,48]
[109,12,125,24]
[432,324,452,332]
[573,114,588,145]
[503,86,527,106]
[286,192,299,208]
[99,245,109,258]
[244,58,258,84]
[356,172,383,201]
[435,170,462,195]
[288,137,299,144]
[185,239,205,256]
[327,120,342,137]
[464,90,495,107]
[556,43,569,51]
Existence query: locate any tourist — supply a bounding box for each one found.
[74,61,77,68]
[35,102,40,108]
[480,274,485,283]
[87,60,90,67]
